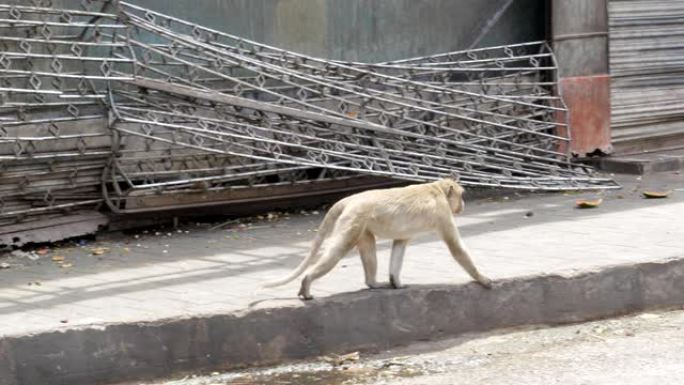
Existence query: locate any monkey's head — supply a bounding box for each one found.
[440,178,465,215]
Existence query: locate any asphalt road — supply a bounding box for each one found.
[143,308,684,385]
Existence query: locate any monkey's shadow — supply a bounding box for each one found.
[248,280,491,308]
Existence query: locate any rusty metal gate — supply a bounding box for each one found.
[0,0,617,233]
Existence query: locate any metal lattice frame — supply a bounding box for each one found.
[0,0,618,224]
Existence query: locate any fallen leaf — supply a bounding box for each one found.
[51,255,65,262]
[642,190,671,199]
[91,247,109,256]
[576,198,603,208]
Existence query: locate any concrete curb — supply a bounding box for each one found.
[2,256,684,385]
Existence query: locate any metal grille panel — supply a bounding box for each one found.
[0,0,617,224]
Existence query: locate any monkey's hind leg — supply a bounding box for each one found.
[298,230,359,300]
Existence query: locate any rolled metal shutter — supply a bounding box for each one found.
[609,0,684,153]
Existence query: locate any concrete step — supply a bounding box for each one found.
[586,148,684,174]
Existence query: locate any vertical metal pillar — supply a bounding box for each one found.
[552,0,612,156]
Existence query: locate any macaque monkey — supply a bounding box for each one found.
[263,178,492,300]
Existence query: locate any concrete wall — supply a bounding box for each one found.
[127,0,546,61]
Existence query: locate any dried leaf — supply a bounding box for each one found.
[51,255,65,262]
[91,247,109,256]
[576,198,603,209]
[642,190,671,199]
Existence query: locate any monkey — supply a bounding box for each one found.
[262,177,492,300]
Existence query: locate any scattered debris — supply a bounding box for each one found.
[11,250,40,261]
[60,263,73,269]
[638,313,660,320]
[524,211,534,218]
[51,255,65,262]
[587,334,607,342]
[36,248,50,256]
[321,351,360,366]
[576,198,603,209]
[0,262,10,269]
[642,190,671,199]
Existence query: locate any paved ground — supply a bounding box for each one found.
[153,308,684,385]
[0,172,683,337]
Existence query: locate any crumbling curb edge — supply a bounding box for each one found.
[1,256,683,385]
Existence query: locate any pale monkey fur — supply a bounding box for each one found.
[263,178,492,300]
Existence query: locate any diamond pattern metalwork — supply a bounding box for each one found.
[0,0,618,226]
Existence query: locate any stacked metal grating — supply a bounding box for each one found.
[0,1,133,227]
[0,0,617,228]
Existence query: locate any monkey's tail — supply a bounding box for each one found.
[261,203,344,288]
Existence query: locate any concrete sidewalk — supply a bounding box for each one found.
[1,173,683,384]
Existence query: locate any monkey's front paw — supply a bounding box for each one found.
[477,276,493,289]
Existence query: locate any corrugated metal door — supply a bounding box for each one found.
[609,0,684,154]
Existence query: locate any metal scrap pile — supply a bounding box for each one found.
[0,0,617,228]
